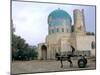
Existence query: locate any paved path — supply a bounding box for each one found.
[11,59,96,74]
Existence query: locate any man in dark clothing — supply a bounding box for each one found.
[71,45,75,56]
[67,46,75,67]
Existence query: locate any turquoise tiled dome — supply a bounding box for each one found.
[48,9,72,26]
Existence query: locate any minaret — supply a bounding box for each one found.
[73,9,86,35]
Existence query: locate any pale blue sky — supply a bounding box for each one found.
[12,1,96,46]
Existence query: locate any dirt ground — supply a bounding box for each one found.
[11,58,96,74]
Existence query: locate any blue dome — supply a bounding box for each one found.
[48,9,72,26]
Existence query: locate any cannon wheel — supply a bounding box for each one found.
[78,59,87,68]
[84,58,87,64]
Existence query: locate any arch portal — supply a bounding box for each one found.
[41,45,47,60]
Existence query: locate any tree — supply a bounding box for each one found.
[86,32,95,35]
[12,34,38,61]
[11,22,38,61]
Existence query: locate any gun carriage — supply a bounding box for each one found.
[55,50,89,68]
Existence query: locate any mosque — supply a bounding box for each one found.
[37,8,95,60]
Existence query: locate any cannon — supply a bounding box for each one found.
[55,49,89,68]
[56,53,87,68]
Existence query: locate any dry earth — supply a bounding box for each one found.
[11,58,96,74]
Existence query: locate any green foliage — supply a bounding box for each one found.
[86,32,95,35]
[12,34,38,61]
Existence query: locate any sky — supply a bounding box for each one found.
[12,1,96,46]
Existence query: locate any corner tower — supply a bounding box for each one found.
[73,9,86,35]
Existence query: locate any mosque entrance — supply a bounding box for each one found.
[41,45,47,60]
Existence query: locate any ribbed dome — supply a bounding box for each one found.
[48,8,72,26]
